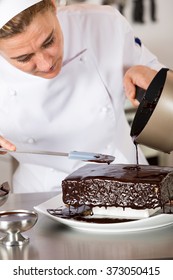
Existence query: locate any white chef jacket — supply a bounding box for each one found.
[0,4,163,193]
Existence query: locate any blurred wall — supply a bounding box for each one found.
[124,0,173,69]
[69,0,173,68]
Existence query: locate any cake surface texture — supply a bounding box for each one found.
[62,164,173,210]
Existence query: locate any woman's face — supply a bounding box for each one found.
[0,9,64,79]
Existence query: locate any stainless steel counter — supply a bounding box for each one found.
[1,192,173,260]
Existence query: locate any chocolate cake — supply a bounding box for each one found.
[62,164,173,210]
[0,182,9,197]
[0,182,9,207]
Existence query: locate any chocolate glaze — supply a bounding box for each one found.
[48,205,91,218]
[71,216,136,223]
[62,164,173,210]
[87,154,115,164]
[47,206,137,223]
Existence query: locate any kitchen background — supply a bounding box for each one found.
[1,0,173,186]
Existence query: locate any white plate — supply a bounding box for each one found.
[34,194,173,233]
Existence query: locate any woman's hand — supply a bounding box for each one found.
[0,136,16,154]
[123,65,157,107]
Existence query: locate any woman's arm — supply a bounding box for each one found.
[123,65,157,107]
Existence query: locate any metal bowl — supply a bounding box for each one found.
[131,68,173,153]
[0,192,9,207]
[0,209,38,246]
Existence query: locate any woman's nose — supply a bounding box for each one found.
[35,52,53,72]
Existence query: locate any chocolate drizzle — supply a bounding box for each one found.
[47,206,137,223]
[48,205,92,219]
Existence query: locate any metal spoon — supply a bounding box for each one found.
[0,149,115,164]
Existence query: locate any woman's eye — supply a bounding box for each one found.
[43,37,55,48]
[17,55,32,63]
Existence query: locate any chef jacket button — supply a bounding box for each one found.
[79,56,86,63]
[106,144,111,150]
[101,106,109,113]
[27,138,36,144]
[9,89,17,96]
[50,168,55,172]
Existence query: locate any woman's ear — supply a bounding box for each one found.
[51,0,57,9]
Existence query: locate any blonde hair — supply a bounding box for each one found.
[0,0,55,39]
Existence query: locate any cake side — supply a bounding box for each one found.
[62,164,173,210]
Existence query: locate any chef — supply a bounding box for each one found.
[0,0,162,193]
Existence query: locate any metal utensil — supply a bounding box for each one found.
[0,149,115,164]
[0,210,38,246]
